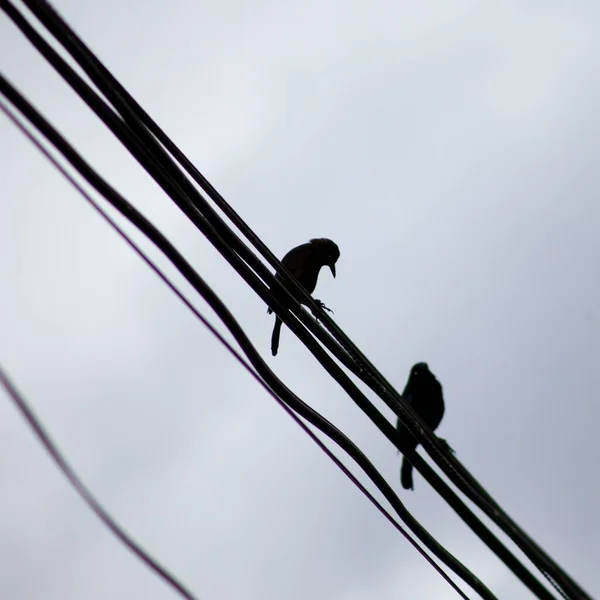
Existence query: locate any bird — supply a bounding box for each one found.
[268,238,340,356]
[396,362,445,490]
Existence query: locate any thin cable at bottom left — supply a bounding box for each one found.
[0,366,200,600]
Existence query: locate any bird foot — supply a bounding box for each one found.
[311,299,334,319]
[437,437,455,455]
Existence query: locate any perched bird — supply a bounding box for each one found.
[397,362,445,490]
[268,238,340,356]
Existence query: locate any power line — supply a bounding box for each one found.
[29,8,586,597]
[0,65,549,599]
[0,363,200,600]
[0,57,550,596]
[0,2,564,597]
[1,1,591,598]
[0,96,471,599]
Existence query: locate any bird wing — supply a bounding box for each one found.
[280,243,312,276]
[278,243,316,296]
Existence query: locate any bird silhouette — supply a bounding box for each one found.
[397,362,445,490]
[268,238,340,356]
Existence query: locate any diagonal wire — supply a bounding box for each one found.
[0,10,558,595]
[0,96,472,599]
[16,5,586,597]
[0,72,490,597]
[0,7,560,598]
[10,8,589,600]
[2,2,579,598]
[0,365,199,600]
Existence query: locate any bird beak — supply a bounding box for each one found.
[329,264,336,278]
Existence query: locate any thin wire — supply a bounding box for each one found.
[0,69,497,599]
[13,5,589,599]
[0,363,199,600]
[0,97,471,599]
[0,34,560,591]
[0,9,548,593]
[0,39,554,593]
[3,0,491,514]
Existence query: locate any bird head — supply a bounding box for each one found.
[408,362,442,392]
[410,362,430,378]
[310,238,340,278]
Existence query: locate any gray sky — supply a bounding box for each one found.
[1,1,599,598]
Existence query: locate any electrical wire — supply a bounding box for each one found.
[0,70,491,596]
[0,5,562,596]
[2,1,588,598]
[13,6,590,600]
[0,97,472,599]
[0,363,199,600]
[25,7,584,596]
[1,62,558,598]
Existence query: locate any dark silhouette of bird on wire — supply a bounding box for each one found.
[268,238,340,356]
[397,362,447,490]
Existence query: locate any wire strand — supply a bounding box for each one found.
[0,8,560,587]
[0,96,472,599]
[0,9,549,594]
[0,65,498,597]
[14,6,590,599]
[2,1,583,597]
[0,27,556,587]
[0,363,199,600]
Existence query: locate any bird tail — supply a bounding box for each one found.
[271,317,282,356]
[401,457,414,490]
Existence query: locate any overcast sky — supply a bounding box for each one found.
[1,1,599,598]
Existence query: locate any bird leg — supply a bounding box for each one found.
[311,299,334,319]
[437,437,455,455]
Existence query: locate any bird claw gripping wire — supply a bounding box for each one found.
[437,438,455,455]
[312,299,334,319]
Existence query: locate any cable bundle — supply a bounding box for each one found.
[0,2,592,599]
